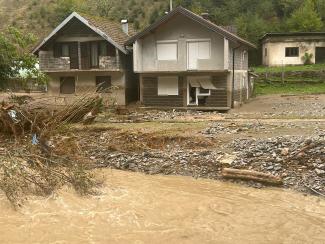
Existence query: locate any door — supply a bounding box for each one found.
[80,42,90,70]
[187,42,198,70]
[60,77,75,94]
[315,47,325,64]
[96,76,111,92]
[69,42,79,69]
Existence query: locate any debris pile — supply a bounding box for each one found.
[202,122,271,135]
[0,93,103,207]
[93,150,224,179]
[231,132,325,195]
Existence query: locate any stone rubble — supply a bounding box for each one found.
[230,131,325,194]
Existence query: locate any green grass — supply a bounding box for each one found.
[252,64,325,73]
[254,81,325,95]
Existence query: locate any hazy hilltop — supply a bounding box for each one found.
[1,0,325,46]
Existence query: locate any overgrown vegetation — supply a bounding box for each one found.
[0,27,47,90]
[1,0,325,45]
[254,81,325,95]
[253,64,325,73]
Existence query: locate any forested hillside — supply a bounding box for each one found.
[1,0,325,45]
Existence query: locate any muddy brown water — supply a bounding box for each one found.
[0,169,324,244]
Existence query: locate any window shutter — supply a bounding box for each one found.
[53,43,61,58]
[157,42,177,60]
[158,76,179,95]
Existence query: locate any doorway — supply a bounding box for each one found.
[315,47,325,63]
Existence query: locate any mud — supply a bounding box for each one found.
[0,169,324,244]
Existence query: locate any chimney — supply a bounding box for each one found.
[201,12,209,20]
[121,19,128,35]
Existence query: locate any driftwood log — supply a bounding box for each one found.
[222,168,283,186]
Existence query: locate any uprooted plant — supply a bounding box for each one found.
[0,92,105,208]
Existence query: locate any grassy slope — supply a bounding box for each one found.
[252,64,325,96]
[253,64,325,73]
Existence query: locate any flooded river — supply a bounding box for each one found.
[0,169,325,244]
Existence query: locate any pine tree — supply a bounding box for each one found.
[286,0,323,32]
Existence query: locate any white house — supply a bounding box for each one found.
[261,32,325,66]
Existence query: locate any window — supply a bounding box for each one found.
[91,42,99,67]
[157,41,178,60]
[285,47,299,57]
[60,77,75,94]
[264,48,267,57]
[157,76,178,95]
[198,41,211,59]
[61,44,70,57]
[96,76,111,93]
[99,42,108,56]
[187,40,211,70]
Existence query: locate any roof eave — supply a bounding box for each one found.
[126,6,256,49]
[32,12,128,55]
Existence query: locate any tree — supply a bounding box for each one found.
[0,27,46,88]
[286,0,323,31]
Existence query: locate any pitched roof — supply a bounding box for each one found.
[126,6,256,49]
[260,32,325,40]
[32,12,134,54]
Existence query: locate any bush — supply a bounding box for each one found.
[302,52,313,65]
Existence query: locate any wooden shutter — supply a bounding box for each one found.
[69,42,79,69]
[53,43,61,58]
[80,42,90,70]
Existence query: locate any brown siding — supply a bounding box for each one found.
[205,75,228,107]
[142,76,184,107]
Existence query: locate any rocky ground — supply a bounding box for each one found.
[1,94,324,196]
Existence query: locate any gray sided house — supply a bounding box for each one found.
[33,12,138,105]
[126,6,256,110]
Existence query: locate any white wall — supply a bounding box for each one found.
[134,14,226,72]
[263,40,325,66]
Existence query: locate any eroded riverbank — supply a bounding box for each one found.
[0,169,324,244]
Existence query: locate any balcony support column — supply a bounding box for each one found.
[78,42,82,70]
[115,48,120,69]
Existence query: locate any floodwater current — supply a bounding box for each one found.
[0,169,324,244]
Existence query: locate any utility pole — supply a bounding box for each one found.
[170,0,173,11]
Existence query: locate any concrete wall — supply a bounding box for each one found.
[47,71,127,105]
[262,39,325,66]
[134,14,226,72]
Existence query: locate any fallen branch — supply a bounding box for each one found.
[222,168,283,186]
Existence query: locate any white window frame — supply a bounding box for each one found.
[156,40,178,61]
[186,39,211,70]
[157,76,179,96]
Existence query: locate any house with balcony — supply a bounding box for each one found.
[32,12,138,105]
[126,6,256,110]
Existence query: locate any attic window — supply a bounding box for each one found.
[285,47,299,57]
